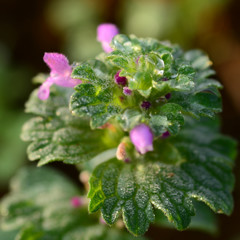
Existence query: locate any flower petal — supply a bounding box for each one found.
[97,23,119,53]
[38,78,54,100]
[130,124,154,154]
[43,52,72,75]
[97,23,119,42]
[101,41,113,53]
[53,76,82,88]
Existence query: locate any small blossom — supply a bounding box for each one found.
[100,217,106,224]
[123,87,132,96]
[97,23,119,53]
[130,124,154,154]
[124,158,131,163]
[161,131,170,139]
[114,70,127,86]
[165,93,171,100]
[71,196,83,208]
[141,101,151,110]
[161,77,169,81]
[38,53,81,100]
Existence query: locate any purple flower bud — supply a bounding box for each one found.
[71,196,83,208]
[141,101,151,110]
[161,131,170,139]
[114,70,127,86]
[165,93,171,100]
[161,77,169,81]
[123,87,132,96]
[97,23,119,53]
[38,52,81,100]
[124,158,131,163]
[130,124,154,154]
[119,96,125,102]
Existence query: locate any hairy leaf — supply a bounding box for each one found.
[70,84,120,128]
[154,201,218,235]
[0,167,145,240]
[22,86,104,166]
[88,118,236,236]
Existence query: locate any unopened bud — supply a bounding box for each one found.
[130,124,154,154]
[161,131,170,139]
[141,101,151,110]
[123,87,132,96]
[115,71,127,86]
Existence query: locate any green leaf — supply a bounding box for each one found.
[150,103,184,136]
[72,63,97,82]
[88,118,236,236]
[111,34,134,53]
[154,201,218,235]
[107,35,222,130]
[153,75,195,95]
[71,60,110,87]
[149,115,169,136]
[25,87,72,117]
[70,83,120,128]
[170,92,222,118]
[0,167,79,231]
[184,50,212,70]
[1,167,143,240]
[22,86,104,166]
[117,108,143,131]
[62,224,146,240]
[129,72,152,91]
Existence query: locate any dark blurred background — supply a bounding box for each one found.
[0,0,240,239]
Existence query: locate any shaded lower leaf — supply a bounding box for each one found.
[0,167,145,240]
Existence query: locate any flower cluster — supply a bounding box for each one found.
[38,23,179,158]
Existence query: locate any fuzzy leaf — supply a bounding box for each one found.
[70,83,120,128]
[170,92,222,118]
[0,167,144,240]
[154,201,218,235]
[71,60,110,88]
[88,118,236,236]
[150,103,184,136]
[22,86,104,166]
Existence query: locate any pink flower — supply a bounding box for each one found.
[38,53,81,100]
[130,124,154,154]
[97,23,119,53]
[71,196,83,208]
